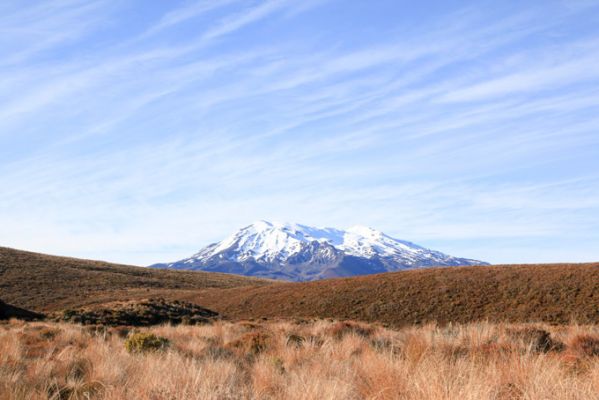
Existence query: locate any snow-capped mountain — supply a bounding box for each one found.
[151,221,487,281]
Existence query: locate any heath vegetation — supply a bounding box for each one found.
[55,298,218,327]
[2,247,599,327]
[1,319,599,400]
[0,247,271,313]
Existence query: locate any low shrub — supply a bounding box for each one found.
[200,345,235,360]
[39,327,60,340]
[108,326,130,338]
[57,298,218,327]
[271,357,285,373]
[492,382,524,400]
[286,333,305,348]
[67,358,92,381]
[226,331,271,356]
[125,333,170,353]
[327,321,375,340]
[506,327,564,353]
[570,334,599,357]
[369,337,396,353]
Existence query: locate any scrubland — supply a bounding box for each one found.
[0,246,271,313]
[3,247,599,399]
[4,247,599,327]
[2,319,599,400]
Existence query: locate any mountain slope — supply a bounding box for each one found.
[2,246,598,326]
[152,221,486,280]
[0,246,273,312]
[186,263,599,326]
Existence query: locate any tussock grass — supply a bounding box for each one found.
[1,319,599,399]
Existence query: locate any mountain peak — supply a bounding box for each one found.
[346,225,382,236]
[153,222,487,281]
[249,220,274,230]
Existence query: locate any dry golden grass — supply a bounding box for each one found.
[2,319,599,400]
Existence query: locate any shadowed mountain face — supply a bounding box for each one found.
[152,221,487,281]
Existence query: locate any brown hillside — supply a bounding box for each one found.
[188,263,599,326]
[0,247,273,312]
[2,247,598,326]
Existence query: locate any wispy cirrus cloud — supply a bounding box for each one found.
[439,51,599,103]
[202,0,291,40]
[1,0,598,265]
[143,0,240,37]
[0,0,111,66]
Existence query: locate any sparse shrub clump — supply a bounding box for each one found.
[56,298,219,327]
[327,320,376,339]
[286,333,305,348]
[506,327,564,353]
[570,334,599,357]
[124,332,170,353]
[108,326,130,338]
[226,331,271,357]
[200,345,235,360]
[38,327,60,340]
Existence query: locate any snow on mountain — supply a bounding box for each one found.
[151,221,488,281]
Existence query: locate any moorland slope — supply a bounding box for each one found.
[189,263,599,326]
[2,247,598,326]
[0,247,272,312]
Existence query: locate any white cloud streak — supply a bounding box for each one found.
[0,0,598,265]
[202,0,291,40]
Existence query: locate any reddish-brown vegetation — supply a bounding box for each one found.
[327,320,376,339]
[54,298,218,326]
[190,262,599,326]
[1,319,598,399]
[1,247,599,327]
[570,334,599,357]
[0,246,272,312]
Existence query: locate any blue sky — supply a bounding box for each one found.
[1,0,598,265]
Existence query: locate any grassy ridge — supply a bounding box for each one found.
[0,247,273,312]
[190,263,599,326]
[2,246,598,326]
